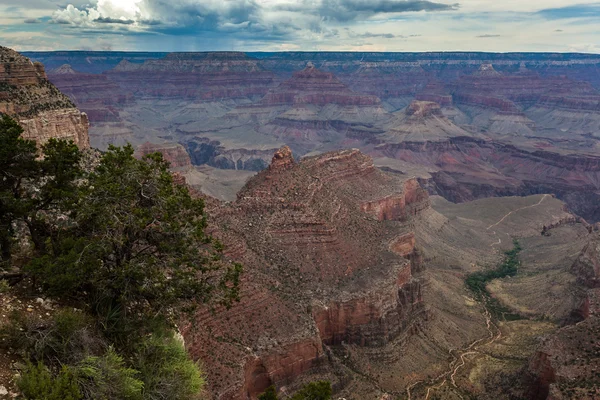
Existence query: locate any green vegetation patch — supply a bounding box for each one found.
[0,115,242,400]
[466,240,523,320]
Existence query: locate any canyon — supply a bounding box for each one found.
[6,48,600,399]
[24,50,600,222]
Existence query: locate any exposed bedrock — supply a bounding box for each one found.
[185,147,431,399]
[1,46,89,149]
[361,179,430,221]
[571,234,600,289]
[526,234,600,400]
[183,138,276,172]
[134,142,193,171]
[47,65,132,125]
[106,52,275,101]
[312,264,422,347]
[375,137,600,222]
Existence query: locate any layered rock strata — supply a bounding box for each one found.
[184,147,429,399]
[528,233,600,399]
[134,142,193,171]
[0,46,89,148]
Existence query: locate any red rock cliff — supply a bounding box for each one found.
[0,46,89,149]
[185,147,430,399]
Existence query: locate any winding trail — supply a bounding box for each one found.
[410,198,542,398]
[417,297,502,398]
[486,194,550,231]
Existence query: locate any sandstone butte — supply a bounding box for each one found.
[183,146,429,399]
[228,64,390,145]
[0,46,89,149]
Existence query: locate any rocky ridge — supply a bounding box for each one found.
[528,233,600,400]
[134,142,193,171]
[185,147,429,398]
[0,47,89,148]
[382,100,478,142]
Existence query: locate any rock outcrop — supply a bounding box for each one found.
[527,233,600,400]
[0,46,89,148]
[184,147,429,399]
[134,142,193,171]
[382,100,478,142]
[571,235,600,288]
[106,52,275,101]
[231,65,390,147]
[183,138,279,172]
[47,65,131,124]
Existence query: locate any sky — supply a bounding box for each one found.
[1,0,600,52]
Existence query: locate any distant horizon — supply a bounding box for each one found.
[18,49,600,56]
[3,1,599,53]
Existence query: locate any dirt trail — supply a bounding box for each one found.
[417,300,502,398]
[487,194,550,231]
[410,199,542,398]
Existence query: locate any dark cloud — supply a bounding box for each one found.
[140,19,163,26]
[24,18,42,24]
[537,4,600,20]
[476,34,501,38]
[94,17,135,25]
[358,31,396,38]
[319,0,459,21]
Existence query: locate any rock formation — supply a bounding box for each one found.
[527,234,600,399]
[230,65,390,147]
[0,46,89,148]
[472,63,503,77]
[382,100,478,142]
[105,52,275,101]
[571,235,600,288]
[184,147,428,398]
[47,64,131,124]
[134,142,193,172]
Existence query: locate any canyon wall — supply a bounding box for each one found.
[0,46,89,148]
[185,147,430,399]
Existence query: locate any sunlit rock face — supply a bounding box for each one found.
[184,147,429,399]
[0,46,89,149]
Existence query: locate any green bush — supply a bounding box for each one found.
[76,347,143,400]
[25,144,241,334]
[290,381,332,400]
[0,279,9,293]
[258,381,333,400]
[133,333,204,400]
[258,386,278,400]
[18,362,82,400]
[465,239,523,318]
[11,310,105,367]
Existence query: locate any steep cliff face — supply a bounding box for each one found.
[260,64,382,107]
[184,147,430,399]
[231,65,390,147]
[527,234,600,400]
[373,137,600,222]
[0,46,89,148]
[48,65,131,124]
[134,142,193,171]
[183,138,278,172]
[571,235,600,288]
[106,52,275,101]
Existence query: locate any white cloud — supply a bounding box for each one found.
[2,0,600,51]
